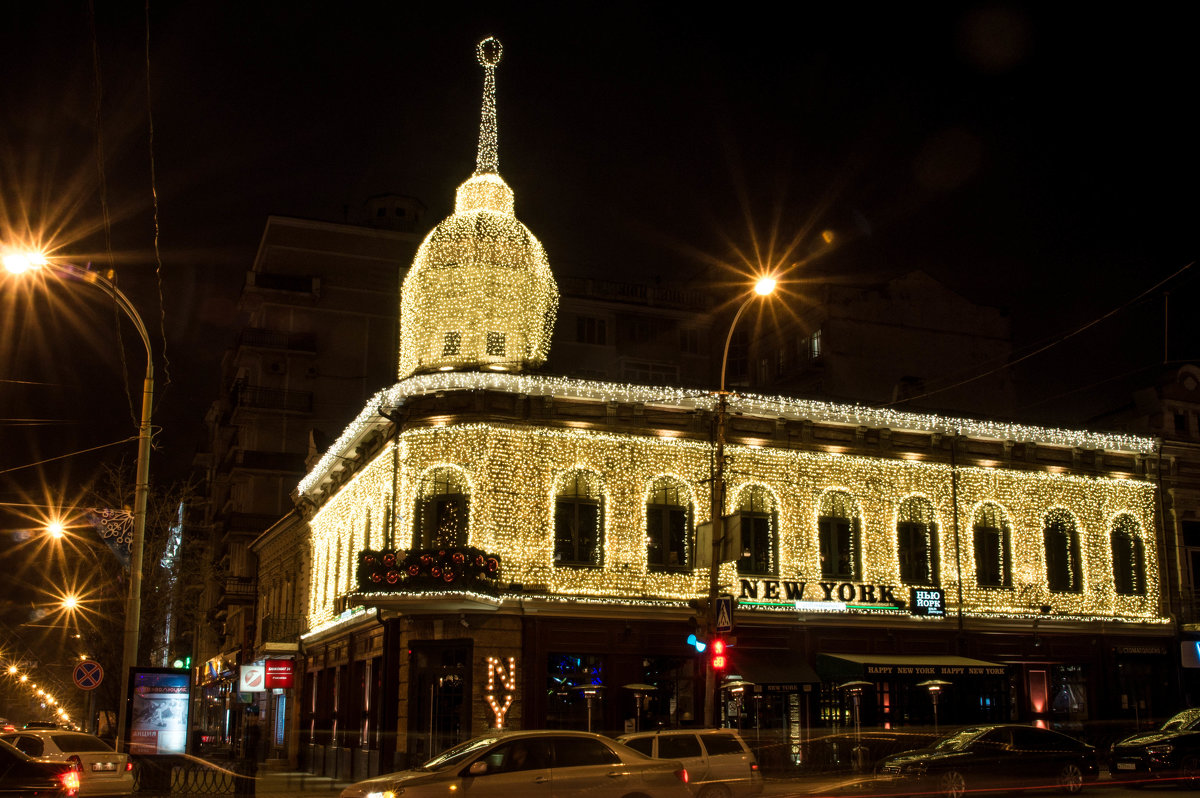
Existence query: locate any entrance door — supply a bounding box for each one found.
[407,641,472,764]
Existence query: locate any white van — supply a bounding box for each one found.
[617,729,763,798]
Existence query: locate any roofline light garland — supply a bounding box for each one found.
[297,373,1159,498]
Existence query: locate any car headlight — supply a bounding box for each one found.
[366,791,400,798]
[1145,744,1174,757]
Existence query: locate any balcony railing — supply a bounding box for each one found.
[221,576,257,605]
[261,614,303,643]
[239,327,317,352]
[231,384,313,414]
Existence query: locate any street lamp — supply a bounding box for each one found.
[3,251,153,752]
[703,273,778,727]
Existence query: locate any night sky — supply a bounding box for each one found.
[0,3,1195,633]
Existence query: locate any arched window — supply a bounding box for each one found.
[973,503,1012,588]
[1111,514,1146,596]
[735,486,778,576]
[897,497,939,585]
[818,491,861,580]
[555,471,603,567]
[646,477,693,572]
[1044,508,1082,593]
[414,467,469,549]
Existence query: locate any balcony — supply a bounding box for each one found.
[238,327,317,353]
[245,271,320,296]
[230,383,313,420]
[261,615,303,644]
[221,576,257,606]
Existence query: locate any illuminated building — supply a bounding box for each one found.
[292,38,1171,779]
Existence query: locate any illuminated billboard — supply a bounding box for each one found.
[127,668,191,755]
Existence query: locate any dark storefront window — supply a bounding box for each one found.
[555,470,603,567]
[407,642,471,765]
[818,491,860,580]
[736,485,778,576]
[646,477,693,572]
[547,654,606,730]
[897,496,939,585]
[974,502,1012,588]
[414,467,470,549]
[1111,514,1147,596]
[1049,664,1088,731]
[1044,509,1082,593]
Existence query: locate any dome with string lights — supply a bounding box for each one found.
[398,38,558,379]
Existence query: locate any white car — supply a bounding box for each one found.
[0,730,134,797]
[616,729,763,798]
[341,730,691,798]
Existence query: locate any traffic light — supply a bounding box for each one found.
[686,633,707,653]
[711,638,728,671]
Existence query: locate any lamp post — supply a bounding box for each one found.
[3,252,153,752]
[919,679,951,734]
[703,275,777,728]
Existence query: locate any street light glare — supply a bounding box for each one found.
[754,275,778,296]
[62,594,79,610]
[46,521,65,539]
[1,251,48,274]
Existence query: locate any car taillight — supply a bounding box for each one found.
[67,755,82,771]
[60,770,80,793]
[675,768,689,784]
[125,761,134,772]
[750,762,759,771]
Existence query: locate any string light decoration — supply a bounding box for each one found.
[397,38,558,379]
[298,372,1157,498]
[305,421,1162,628]
[485,656,517,728]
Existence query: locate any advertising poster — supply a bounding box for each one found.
[128,668,191,755]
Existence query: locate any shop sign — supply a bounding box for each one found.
[909,588,946,617]
[738,578,901,611]
[239,664,266,693]
[864,663,1007,677]
[265,659,295,689]
[486,656,517,729]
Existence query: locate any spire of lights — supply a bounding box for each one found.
[475,37,503,175]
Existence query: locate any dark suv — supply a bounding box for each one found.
[1109,708,1200,787]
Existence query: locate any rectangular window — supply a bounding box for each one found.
[975,526,1011,587]
[555,499,601,566]
[647,506,689,570]
[486,331,506,356]
[736,514,773,575]
[818,517,858,579]
[811,329,823,359]
[576,316,607,345]
[679,328,700,354]
[622,361,679,385]
[442,331,461,357]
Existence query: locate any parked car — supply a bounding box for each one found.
[0,731,133,797]
[1108,708,1200,787]
[875,723,1098,798]
[340,730,691,798]
[0,737,80,797]
[616,729,762,798]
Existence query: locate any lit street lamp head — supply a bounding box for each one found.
[754,275,778,296]
[1,251,48,274]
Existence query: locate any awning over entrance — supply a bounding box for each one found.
[730,651,821,692]
[816,653,1008,680]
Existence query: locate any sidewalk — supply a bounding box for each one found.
[252,770,353,798]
